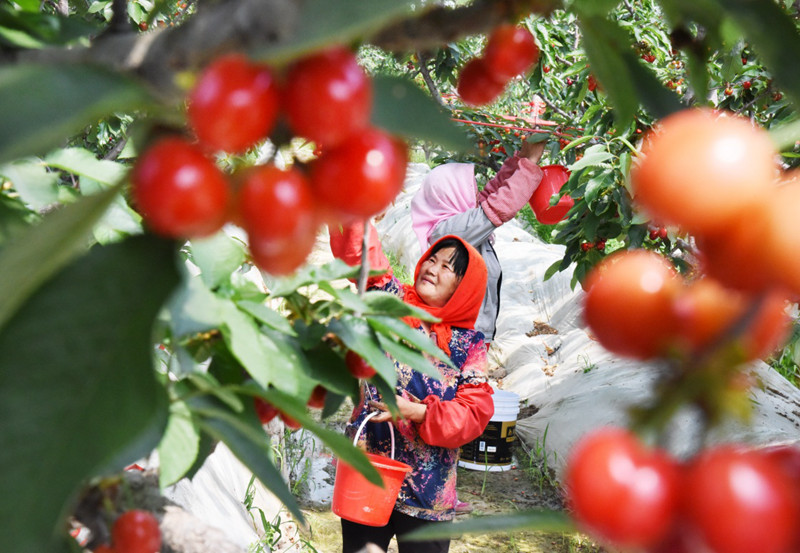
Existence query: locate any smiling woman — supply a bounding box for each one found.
[328,222,493,553]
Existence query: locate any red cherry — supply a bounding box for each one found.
[581,242,593,252]
[307,385,327,409]
[254,397,278,424]
[345,350,376,379]
[131,137,231,238]
[309,127,408,220]
[595,240,606,252]
[187,54,280,154]
[456,57,507,107]
[236,164,318,275]
[588,74,598,91]
[565,427,680,549]
[279,411,302,430]
[483,24,540,81]
[283,46,372,147]
[683,445,800,553]
[112,510,161,553]
[743,80,752,89]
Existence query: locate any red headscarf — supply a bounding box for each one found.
[401,235,488,356]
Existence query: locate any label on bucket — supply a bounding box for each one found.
[459,420,516,466]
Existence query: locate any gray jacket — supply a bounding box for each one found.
[429,207,501,343]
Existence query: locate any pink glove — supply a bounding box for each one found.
[479,157,543,226]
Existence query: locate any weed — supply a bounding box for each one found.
[578,354,596,374]
[243,475,319,553]
[521,424,560,494]
[271,427,319,497]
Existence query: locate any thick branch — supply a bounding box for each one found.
[371,0,561,52]
[12,0,561,104]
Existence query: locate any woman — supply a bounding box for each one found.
[410,140,545,344]
[329,223,495,553]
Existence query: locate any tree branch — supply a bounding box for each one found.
[12,0,561,105]
[415,50,447,108]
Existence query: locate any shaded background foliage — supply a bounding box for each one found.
[1,0,800,551]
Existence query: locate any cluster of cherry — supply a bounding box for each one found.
[456,23,540,106]
[570,107,800,553]
[566,427,800,553]
[131,46,407,275]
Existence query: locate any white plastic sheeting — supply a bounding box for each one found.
[375,162,800,478]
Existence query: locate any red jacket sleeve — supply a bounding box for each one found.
[417,382,494,449]
[328,221,393,287]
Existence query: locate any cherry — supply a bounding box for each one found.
[131,136,231,239]
[565,427,680,549]
[112,510,161,553]
[254,397,278,424]
[283,45,372,147]
[307,385,327,409]
[279,411,302,430]
[309,127,408,220]
[483,24,539,81]
[345,350,376,379]
[236,164,318,275]
[683,446,800,553]
[187,53,280,154]
[456,57,506,107]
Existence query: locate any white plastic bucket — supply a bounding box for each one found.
[458,390,520,472]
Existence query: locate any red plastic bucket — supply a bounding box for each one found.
[331,412,412,526]
[529,164,573,225]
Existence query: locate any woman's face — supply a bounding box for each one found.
[415,246,462,308]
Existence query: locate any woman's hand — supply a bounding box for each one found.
[519,139,545,163]
[369,396,427,423]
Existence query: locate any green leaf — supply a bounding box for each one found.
[372,75,471,152]
[376,333,442,381]
[305,345,360,397]
[0,64,152,164]
[568,148,613,172]
[362,290,439,320]
[197,409,305,522]
[578,14,681,128]
[255,0,422,63]
[267,258,360,298]
[0,157,61,210]
[405,509,574,540]
[543,259,563,282]
[189,232,248,290]
[723,0,800,109]
[44,147,128,185]
[328,315,397,385]
[0,234,178,553]
[166,273,225,340]
[0,6,100,48]
[236,300,297,336]
[220,303,310,396]
[158,400,200,488]
[0,183,122,331]
[260,387,382,486]
[366,315,451,365]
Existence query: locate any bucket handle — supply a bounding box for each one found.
[353,410,396,460]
